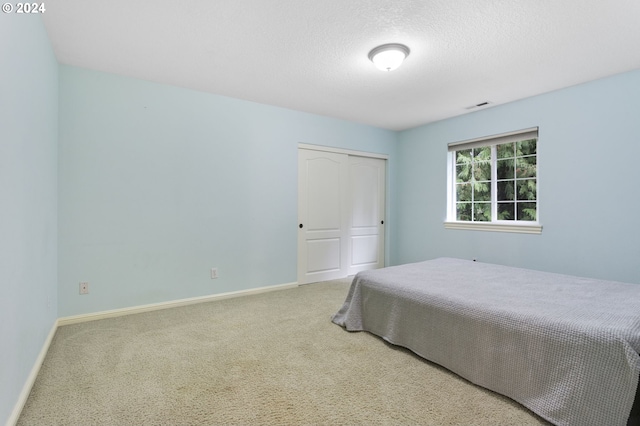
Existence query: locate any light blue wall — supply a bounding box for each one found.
[58,65,398,317]
[0,15,58,425]
[394,70,640,284]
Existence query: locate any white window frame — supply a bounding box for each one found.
[444,127,542,234]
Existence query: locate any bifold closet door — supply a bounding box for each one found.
[297,149,349,284]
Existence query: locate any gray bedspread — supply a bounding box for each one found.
[332,258,640,426]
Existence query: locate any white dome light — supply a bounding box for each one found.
[368,43,410,72]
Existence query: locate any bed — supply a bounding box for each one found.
[332,258,640,426]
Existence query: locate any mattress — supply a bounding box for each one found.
[332,258,640,426]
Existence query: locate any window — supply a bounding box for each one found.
[445,127,542,234]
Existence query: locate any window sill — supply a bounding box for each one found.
[443,221,542,234]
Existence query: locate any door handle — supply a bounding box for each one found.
[299,224,303,229]
[381,220,384,225]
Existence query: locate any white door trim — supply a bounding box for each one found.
[298,143,389,160]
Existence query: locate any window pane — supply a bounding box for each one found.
[497,142,514,159]
[474,202,491,221]
[473,146,491,161]
[456,163,471,183]
[517,202,537,221]
[497,202,514,220]
[473,161,491,181]
[456,183,472,202]
[516,179,536,201]
[456,149,472,164]
[497,158,514,180]
[473,181,491,201]
[456,164,471,182]
[497,180,515,201]
[517,139,536,156]
[456,202,472,221]
[516,157,536,178]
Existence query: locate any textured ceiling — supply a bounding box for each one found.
[42,0,640,131]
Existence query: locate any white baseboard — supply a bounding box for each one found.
[57,281,299,326]
[7,281,298,425]
[7,319,59,426]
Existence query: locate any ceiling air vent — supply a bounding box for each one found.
[465,101,492,110]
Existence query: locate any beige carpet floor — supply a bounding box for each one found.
[18,279,550,425]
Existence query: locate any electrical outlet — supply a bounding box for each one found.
[79,282,89,295]
[210,268,219,279]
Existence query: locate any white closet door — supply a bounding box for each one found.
[297,149,349,284]
[348,156,386,275]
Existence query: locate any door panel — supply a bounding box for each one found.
[306,238,341,273]
[306,158,342,231]
[348,156,385,275]
[350,235,379,266]
[297,149,349,284]
[350,163,379,228]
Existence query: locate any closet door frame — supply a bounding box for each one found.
[297,143,388,284]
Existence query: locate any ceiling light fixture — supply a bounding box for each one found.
[368,43,410,71]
